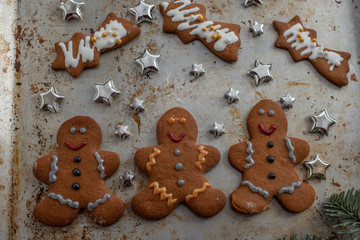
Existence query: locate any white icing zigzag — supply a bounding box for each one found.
[283,23,343,71]
[48,192,80,209]
[161,0,239,52]
[59,36,95,69]
[241,180,269,199]
[284,137,296,164]
[87,193,111,211]
[278,180,301,195]
[244,141,255,169]
[48,155,59,183]
[94,152,106,179]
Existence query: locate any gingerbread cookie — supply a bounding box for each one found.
[52,12,141,78]
[132,107,226,219]
[229,100,315,214]
[273,16,351,87]
[160,0,241,62]
[33,116,125,227]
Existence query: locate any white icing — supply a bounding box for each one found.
[94,152,106,179]
[163,0,239,52]
[59,36,95,68]
[278,180,301,195]
[283,23,343,71]
[48,155,58,183]
[241,180,269,199]
[284,137,296,163]
[93,20,127,51]
[161,2,169,10]
[48,192,79,209]
[244,141,255,169]
[87,193,111,211]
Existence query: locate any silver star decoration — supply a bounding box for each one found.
[248,59,273,86]
[120,171,136,187]
[280,93,296,108]
[224,88,240,104]
[190,63,205,79]
[60,0,85,21]
[209,122,225,138]
[303,154,331,180]
[310,109,336,135]
[244,0,263,7]
[93,79,121,106]
[128,0,155,24]
[114,125,131,140]
[39,86,65,113]
[130,98,145,113]
[249,21,264,37]
[135,49,160,75]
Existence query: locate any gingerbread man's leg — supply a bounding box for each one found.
[132,187,178,220]
[88,194,125,226]
[231,184,272,214]
[185,186,226,217]
[34,196,80,227]
[276,181,315,213]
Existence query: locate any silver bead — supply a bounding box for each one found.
[174,148,181,156]
[177,179,185,187]
[175,162,183,171]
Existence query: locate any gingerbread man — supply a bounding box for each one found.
[132,107,226,219]
[33,116,125,227]
[229,100,315,214]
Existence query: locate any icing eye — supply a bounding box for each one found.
[80,127,87,134]
[70,127,76,134]
[258,109,265,115]
[168,117,176,125]
[179,117,187,124]
[269,110,275,116]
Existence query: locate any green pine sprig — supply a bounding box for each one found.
[323,188,360,240]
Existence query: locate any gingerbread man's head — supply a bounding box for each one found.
[247,100,288,138]
[156,107,198,144]
[57,116,102,151]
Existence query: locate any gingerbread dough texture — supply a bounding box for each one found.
[229,100,315,214]
[132,107,226,219]
[273,16,351,87]
[33,116,125,227]
[160,0,241,62]
[52,12,141,78]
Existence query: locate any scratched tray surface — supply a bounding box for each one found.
[4,0,360,239]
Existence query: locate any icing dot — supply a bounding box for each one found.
[74,156,81,163]
[168,117,176,125]
[91,37,97,42]
[174,148,181,156]
[108,39,115,45]
[179,117,186,124]
[209,25,215,31]
[268,173,276,179]
[175,162,183,171]
[217,34,222,39]
[116,38,122,45]
[80,127,86,134]
[299,28,304,32]
[197,15,204,22]
[202,27,207,32]
[211,34,217,40]
[177,179,185,187]
[258,109,265,115]
[112,32,118,37]
[267,142,274,148]
[70,127,76,134]
[269,110,275,116]
[72,168,81,176]
[311,38,316,43]
[72,182,80,190]
[267,156,274,163]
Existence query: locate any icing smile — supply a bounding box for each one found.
[258,123,277,135]
[167,132,186,143]
[65,141,87,151]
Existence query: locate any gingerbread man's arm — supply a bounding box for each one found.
[195,145,220,172]
[134,146,160,176]
[98,150,120,179]
[228,141,249,172]
[33,153,55,185]
[287,137,310,166]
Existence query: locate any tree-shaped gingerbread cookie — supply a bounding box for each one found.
[229,100,315,214]
[132,107,226,219]
[33,116,125,226]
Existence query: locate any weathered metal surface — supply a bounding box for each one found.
[1,0,359,239]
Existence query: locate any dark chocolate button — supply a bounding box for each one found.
[267,156,274,163]
[72,168,81,176]
[72,182,80,190]
[267,142,274,148]
[74,156,81,163]
[268,173,276,179]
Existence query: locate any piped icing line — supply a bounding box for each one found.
[59,36,95,69]
[244,141,255,169]
[146,148,161,172]
[278,180,301,195]
[149,181,177,206]
[48,193,79,209]
[241,180,269,199]
[48,155,58,183]
[161,0,239,52]
[283,23,343,71]
[284,137,296,164]
[94,152,106,179]
[195,145,208,170]
[87,193,111,211]
[185,182,210,202]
